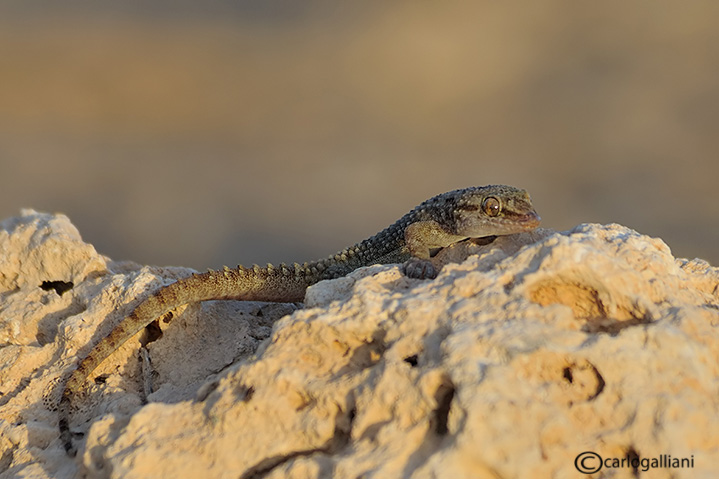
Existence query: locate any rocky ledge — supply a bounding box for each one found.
[0,210,717,479]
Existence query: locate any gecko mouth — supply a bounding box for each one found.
[515,211,541,229]
[491,211,540,234]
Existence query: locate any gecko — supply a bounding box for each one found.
[59,185,541,455]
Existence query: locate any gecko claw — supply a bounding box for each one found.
[402,258,438,280]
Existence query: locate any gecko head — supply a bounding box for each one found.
[452,185,541,237]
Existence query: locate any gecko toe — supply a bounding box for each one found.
[402,258,438,280]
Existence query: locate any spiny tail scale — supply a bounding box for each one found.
[59,262,321,455]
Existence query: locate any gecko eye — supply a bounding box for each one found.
[482,196,501,217]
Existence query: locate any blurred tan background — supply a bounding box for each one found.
[1,1,717,269]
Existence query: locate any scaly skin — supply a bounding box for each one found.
[59,185,540,455]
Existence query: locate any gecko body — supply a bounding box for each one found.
[59,185,540,455]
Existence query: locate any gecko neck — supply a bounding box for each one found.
[309,213,414,280]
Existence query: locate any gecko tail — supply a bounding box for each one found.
[58,266,309,455]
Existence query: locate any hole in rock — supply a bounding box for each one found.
[40,280,73,296]
[140,320,164,346]
[403,355,419,367]
[242,386,255,402]
[432,380,455,436]
[624,446,640,477]
[562,360,605,401]
[527,279,651,334]
[519,352,606,404]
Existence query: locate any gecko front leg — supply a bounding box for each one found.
[402,220,468,279]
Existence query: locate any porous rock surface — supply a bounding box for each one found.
[0,210,717,479]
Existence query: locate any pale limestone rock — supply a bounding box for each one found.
[0,212,717,479]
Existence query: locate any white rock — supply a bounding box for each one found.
[0,212,717,479]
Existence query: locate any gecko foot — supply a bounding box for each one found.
[402,258,437,280]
